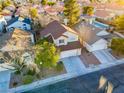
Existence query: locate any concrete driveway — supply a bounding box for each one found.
[93,49,116,64]
[62,56,87,75]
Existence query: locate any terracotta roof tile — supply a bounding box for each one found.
[40,20,78,39]
[58,41,82,51]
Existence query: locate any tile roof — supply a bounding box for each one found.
[58,41,82,51]
[75,22,103,45]
[94,10,111,18]
[40,20,78,39]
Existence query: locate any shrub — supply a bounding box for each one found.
[22,75,34,84]
[47,2,56,6]
[56,61,64,72]
[13,82,18,87]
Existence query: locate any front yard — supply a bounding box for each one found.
[10,62,66,88]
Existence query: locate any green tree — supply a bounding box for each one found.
[2,0,11,8]
[64,0,80,27]
[41,0,48,5]
[35,39,60,68]
[110,38,124,55]
[113,15,124,30]
[83,6,94,16]
[29,8,38,18]
[47,2,56,6]
[90,0,98,3]
[28,0,34,3]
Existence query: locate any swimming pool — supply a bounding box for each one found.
[93,21,109,29]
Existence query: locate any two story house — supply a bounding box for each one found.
[75,22,108,52]
[40,20,82,58]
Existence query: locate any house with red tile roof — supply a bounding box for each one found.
[40,20,82,58]
[89,3,124,19]
[0,10,13,21]
[94,10,115,20]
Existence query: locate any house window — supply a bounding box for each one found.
[23,24,26,26]
[59,39,64,44]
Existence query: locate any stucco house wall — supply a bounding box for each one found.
[83,39,108,52]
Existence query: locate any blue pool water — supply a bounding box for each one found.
[93,21,109,29]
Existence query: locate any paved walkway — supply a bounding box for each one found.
[62,56,87,75]
[93,49,116,64]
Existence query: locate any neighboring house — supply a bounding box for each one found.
[4,5,16,12]
[40,20,82,58]
[6,16,31,32]
[81,15,96,24]
[0,15,7,32]
[1,9,14,21]
[94,10,115,20]
[89,3,124,19]
[1,28,35,51]
[12,0,28,4]
[75,22,108,52]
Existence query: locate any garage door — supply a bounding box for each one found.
[60,49,81,59]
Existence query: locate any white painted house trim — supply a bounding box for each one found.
[60,49,81,59]
[84,39,108,52]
